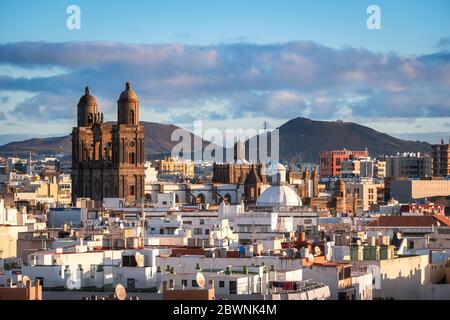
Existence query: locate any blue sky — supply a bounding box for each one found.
[0,0,449,143]
[2,0,449,54]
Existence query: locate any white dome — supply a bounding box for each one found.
[265,162,286,176]
[235,159,249,165]
[256,185,302,207]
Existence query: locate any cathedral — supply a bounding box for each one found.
[71,82,145,206]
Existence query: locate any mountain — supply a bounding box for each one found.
[0,122,208,160]
[0,134,54,146]
[0,135,72,155]
[0,118,432,163]
[252,117,431,162]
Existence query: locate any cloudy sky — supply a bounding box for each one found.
[0,0,449,144]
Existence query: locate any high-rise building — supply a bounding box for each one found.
[71,83,145,205]
[319,149,369,177]
[431,140,450,177]
[382,153,432,178]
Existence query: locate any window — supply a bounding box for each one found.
[182,279,187,287]
[205,229,210,235]
[229,281,237,294]
[192,280,198,287]
[219,281,225,288]
[338,292,347,300]
[129,185,135,196]
[36,277,44,287]
[129,152,135,164]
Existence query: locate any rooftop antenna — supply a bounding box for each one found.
[28,152,32,175]
[140,199,146,247]
[251,208,257,245]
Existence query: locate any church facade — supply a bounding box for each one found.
[71,82,145,205]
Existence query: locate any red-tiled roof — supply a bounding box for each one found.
[434,215,450,226]
[366,215,450,228]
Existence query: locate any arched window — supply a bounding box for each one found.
[129,185,135,196]
[129,152,135,164]
[128,109,135,124]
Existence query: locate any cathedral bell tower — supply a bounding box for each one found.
[77,86,98,127]
[118,82,139,126]
[112,82,145,205]
[72,83,145,207]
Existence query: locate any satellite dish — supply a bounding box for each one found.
[396,232,402,240]
[22,276,30,286]
[357,239,362,246]
[314,246,322,256]
[196,272,206,289]
[115,284,127,300]
[56,256,63,266]
[66,277,76,290]
[308,253,315,262]
[119,223,124,230]
[135,252,144,267]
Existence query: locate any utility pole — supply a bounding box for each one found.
[140,198,146,247]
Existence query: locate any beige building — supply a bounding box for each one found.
[0,225,28,259]
[390,178,450,202]
[36,182,58,201]
[352,254,429,300]
[153,156,194,178]
[346,181,384,211]
[19,178,71,206]
[341,157,386,178]
[375,161,386,178]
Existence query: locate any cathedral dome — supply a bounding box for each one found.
[265,162,286,176]
[256,185,302,207]
[118,82,138,102]
[77,86,97,107]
